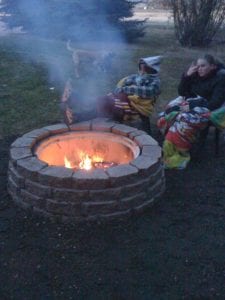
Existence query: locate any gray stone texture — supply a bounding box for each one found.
[8,120,165,222]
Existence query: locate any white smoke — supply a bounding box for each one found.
[5,1,126,89]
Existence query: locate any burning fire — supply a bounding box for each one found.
[64,156,74,169]
[64,152,116,170]
[64,152,104,170]
[78,154,92,170]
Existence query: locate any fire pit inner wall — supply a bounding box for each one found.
[35,131,140,168]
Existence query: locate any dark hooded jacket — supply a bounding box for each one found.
[178,68,225,111]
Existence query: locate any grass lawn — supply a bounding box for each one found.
[1,19,225,300]
[1,22,225,137]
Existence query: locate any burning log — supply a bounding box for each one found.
[93,161,117,169]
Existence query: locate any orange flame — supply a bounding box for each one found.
[64,156,74,168]
[92,155,103,163]
[79,154,92,170]
[64,152,105,170]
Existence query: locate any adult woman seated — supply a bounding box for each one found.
[158,54,225,169]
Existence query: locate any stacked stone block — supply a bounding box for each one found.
[8,119,165,223]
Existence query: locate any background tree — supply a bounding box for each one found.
[0,0,146,42]
[143,0,170,9]
[169,0,225,47]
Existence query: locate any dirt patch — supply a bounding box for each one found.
[1,128,225,299]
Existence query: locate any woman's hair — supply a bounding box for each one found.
[200,54,225,69]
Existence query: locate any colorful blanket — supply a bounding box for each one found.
[157,97,225,169]
[114,76,159,119]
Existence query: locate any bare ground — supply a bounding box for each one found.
[1,126,225,300]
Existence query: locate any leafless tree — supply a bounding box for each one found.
[170,0,225,47]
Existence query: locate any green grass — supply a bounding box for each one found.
[1,24,225,137]
[0,48,60,137]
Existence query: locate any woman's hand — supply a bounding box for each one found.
[186,62,198,76]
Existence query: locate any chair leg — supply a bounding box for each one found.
[198,126,220,156]
[198,125,210,149]
[190,125,209,160]
[215,128,220,156]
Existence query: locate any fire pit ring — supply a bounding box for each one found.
[8,118,165,223]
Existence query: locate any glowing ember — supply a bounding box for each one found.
[93,162,116,169]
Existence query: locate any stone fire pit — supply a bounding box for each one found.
[8,119,165,223]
